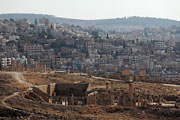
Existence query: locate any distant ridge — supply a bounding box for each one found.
[1,13,180,31]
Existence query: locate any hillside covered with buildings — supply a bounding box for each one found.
[1,17,180,82]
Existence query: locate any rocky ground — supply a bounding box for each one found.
[1,72,180,119]
[23,72,180,96]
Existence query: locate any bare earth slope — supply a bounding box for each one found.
[1,72,180,119]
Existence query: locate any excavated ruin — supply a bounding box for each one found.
[2,72,180,119]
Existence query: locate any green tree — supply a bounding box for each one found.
[91,31,99,39]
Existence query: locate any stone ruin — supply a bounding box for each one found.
[21,80,172,109]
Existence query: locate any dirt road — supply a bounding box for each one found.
[1,72,32,109]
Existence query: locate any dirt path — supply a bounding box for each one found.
[69,72,122,82]
[0,72,37,119]
[1,72,33,109]
[5,72,33,87]
[2,92,20,110]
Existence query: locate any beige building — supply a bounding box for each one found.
[24,44,44,56]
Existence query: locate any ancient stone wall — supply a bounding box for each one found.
[37,83,56,96]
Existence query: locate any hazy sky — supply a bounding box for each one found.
[0,0,179,20]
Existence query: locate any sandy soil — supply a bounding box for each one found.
[1,72,180,120]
